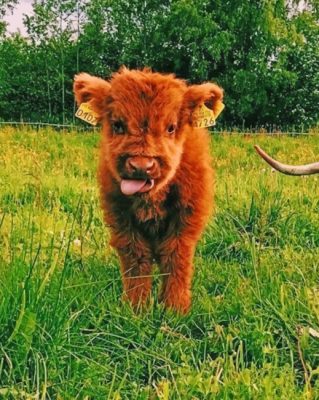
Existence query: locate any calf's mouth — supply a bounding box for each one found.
[120,178,155,195]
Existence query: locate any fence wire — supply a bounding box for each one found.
[0,121,314,135]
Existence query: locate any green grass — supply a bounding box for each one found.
[1,126,319,399]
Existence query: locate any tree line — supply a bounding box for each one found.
[0,0,318,130]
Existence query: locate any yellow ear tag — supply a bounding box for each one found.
[75,102,99,126]
[193,99,225,128]
[213,100,225,119]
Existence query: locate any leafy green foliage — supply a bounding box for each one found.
[0,0,318,128]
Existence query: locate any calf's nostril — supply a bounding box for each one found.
[128,159,138,171]
[146,160,155,172]
[127,158,155,173]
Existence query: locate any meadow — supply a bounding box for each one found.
[0,127,319,399]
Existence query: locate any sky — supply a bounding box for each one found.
[4,0,33,36]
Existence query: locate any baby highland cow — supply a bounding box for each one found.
[74,68,223,313]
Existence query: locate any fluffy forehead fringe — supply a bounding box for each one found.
[110,67,187,95]
[107,68,188,120]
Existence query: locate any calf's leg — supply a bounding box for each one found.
[111,233,153,308]
[159,237,196,314]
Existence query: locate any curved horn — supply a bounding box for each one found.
[254,145,319,176]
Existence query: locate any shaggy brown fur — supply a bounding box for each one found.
[74,68,223,313]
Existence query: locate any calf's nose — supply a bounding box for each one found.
[126,157,155,173]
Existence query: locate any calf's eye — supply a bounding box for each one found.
[111,120,126,135]
[167,124,176,135]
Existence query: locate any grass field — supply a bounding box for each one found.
[0,127,319,399]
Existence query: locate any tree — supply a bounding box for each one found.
[0,0,317,128]
[24,0,77,123]
[0,0,18,36]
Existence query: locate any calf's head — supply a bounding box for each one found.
[74,68,223,195]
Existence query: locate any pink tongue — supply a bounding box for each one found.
[121,179,147,195]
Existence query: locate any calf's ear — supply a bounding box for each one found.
[73,73,111,120]
[183,82,223,124]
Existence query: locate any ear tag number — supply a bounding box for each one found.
[193,100,225,128]
[75,102,99,126]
